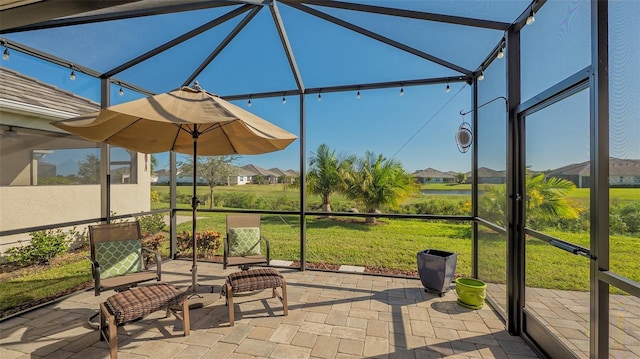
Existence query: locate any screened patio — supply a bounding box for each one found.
[0,1,639,358]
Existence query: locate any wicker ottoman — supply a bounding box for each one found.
[222,268,287,326]
[99,283,190,359]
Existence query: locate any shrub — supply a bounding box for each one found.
[176,230,221,258]
[618,202,640,234]
[214,192,259,209]
[400,198,469,216]
[150,190,162,203]
[135,213,166,234]
[5,228,75,266]
[142,233,165,266]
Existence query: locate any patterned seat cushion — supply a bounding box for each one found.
[105,283,186,325]
[96,240,143,279]
[228,227,261,256]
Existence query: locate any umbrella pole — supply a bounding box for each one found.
[190,132,199,294]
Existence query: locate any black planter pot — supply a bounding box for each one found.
[416,249,457,296]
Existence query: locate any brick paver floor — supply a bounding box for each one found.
[0,260,540,358]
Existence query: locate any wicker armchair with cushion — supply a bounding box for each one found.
[223,214,270,270]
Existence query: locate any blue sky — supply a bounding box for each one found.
[2,1,638,174]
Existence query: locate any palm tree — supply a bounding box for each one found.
[525,173,581,227]
[307,144,352,213]
[342,151,417,223]
[479,173,582,228]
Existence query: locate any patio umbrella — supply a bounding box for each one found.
[53,85,297,291]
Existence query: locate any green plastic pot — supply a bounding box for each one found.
[455,277,487,310]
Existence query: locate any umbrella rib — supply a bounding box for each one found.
[200,122,240,154]
[104,118,144,143]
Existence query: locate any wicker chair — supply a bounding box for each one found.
[88,221,161,296]
[223,214,270,270]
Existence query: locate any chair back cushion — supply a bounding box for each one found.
[228,227,261,256]
[96,240,143,279]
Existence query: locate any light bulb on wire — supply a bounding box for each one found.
[526,8,535,25]
[119,85,124,96]
[247,98,252,107]
[2,48,9,61]
[69,69,76,81]
[399,86,404,96]
[445,83,451,93]
[497,48,504,59]
[478,71,485,81]
[282,95,286,105]
[317,92,322,102]
[356,90,361,99]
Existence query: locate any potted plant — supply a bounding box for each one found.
[455,277,487,309]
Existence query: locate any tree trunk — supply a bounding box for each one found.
[209,186,214,209]
[322,202,331,212]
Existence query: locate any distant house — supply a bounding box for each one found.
[269,168,298,184]
[413,168,455,184]
[0,67,150,253]
[227,166,254,186]
[242,164,279,184]
[467,167,507,184]
[545,158,640,188]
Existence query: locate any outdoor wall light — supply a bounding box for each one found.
[2,126,18,138]
[2,48,9,61]
[477,71,485,81]
[445,83,451,93]
[526,8,535,25]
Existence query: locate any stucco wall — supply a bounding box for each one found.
[0,153,150,254]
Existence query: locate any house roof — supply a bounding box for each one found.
[413,167,454,178]
[268,168,298,177]
[467,167,506,178]
[241,164,277,176]
[546,158,640,177]
[0,67,99,117]
[231,166,256,176]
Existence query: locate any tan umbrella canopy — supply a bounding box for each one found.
[53,85,297,292]
[53,86,297,155]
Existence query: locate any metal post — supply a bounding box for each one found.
[590,0,610,357]
[299,93,307,271]
[191,130,199,291]
[506,27,523,335]
[100,78,111,223]
[170,151,177,259]
[471,77,479,278]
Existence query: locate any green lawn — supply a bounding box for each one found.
[2,183,639,316]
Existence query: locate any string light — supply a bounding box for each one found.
[317,91,322,101]
[445,83,451,93]
[526,7,535,25]
[118,83,124,96]
[2,48,9,61]
[282,93,286,104]
[247,96,252,107]
[497,48,504,59]
[356,89,361,99]
[399,85,404,96]
[477,71,485,81]
[69,65,76,81]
